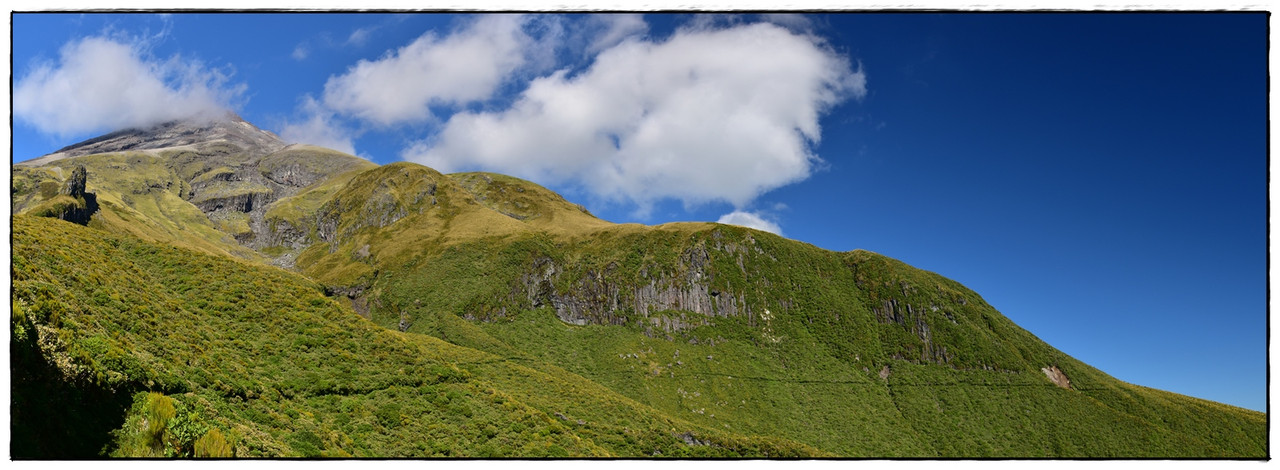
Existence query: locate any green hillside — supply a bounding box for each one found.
[12,215,822,458]
[10,127,1266,458]
[315,173,1264,457]
[12,142,377,265]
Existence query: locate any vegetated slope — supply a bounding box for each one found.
[12,116,377,265]
[280,160,1266,457]
[11,215,825,458]
[288,163,613,306]
[12,119,1266,458]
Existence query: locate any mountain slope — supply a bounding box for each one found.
[319,191,1264,457]
[11,215,823,458]
[16,112,286,167]
[10,119,1266,458]
[12,117,376,265]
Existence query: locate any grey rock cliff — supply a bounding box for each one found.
[512,242,760,334]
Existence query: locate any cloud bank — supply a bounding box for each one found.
[401,20,863,213]
[14,36,242,138]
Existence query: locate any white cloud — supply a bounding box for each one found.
[347,27,373,46]
[717,210,783,236]
[760,13,815,33]
[321,14,547,127]
[586,14,647,54]
[403,21,864,213]
[292,44,310,61]
[682,14,747,32]
[278,95,358,155]
[14,36,243,138]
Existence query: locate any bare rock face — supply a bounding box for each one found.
[263,162,318,187]
[261,219,311,256]
[192,188,275,214]
[1041,366,1072,389]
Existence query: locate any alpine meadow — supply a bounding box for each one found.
[9,12,1268,459]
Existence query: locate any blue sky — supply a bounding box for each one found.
[10,12,1268,412]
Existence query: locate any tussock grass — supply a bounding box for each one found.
[11,215,823,457]
[12,150,1265,458]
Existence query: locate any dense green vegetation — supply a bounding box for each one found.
[351,214,1265,458]
[11,215,820,458]
[11,129,1266,458]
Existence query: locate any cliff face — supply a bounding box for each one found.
[181,145,379,250]
[516,245,750,333]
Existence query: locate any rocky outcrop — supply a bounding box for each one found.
[1041,366,1072,389]
[871,297,954,365]
[316,193,414,250]
[324,283,375,318]
[181,147,370,251]
[48,166,99,225]
[187,170,278,246]
[263,218,312,251]
[676,431,715,447]
[263,162,325,188]
[60,166,88,198]
[512,242,760,333]
[192,188,274,214]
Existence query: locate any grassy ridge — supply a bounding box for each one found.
[380,236,1265,456]
[10,215,821,457]
[300,166,1264,457]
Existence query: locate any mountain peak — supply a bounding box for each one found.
[18,112,286,166]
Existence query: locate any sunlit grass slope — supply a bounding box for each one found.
[10,215,822,458]
[11,151,1265,458]
[12,143,379,265]
[291,164,1265,457]
[13,152,263,261]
